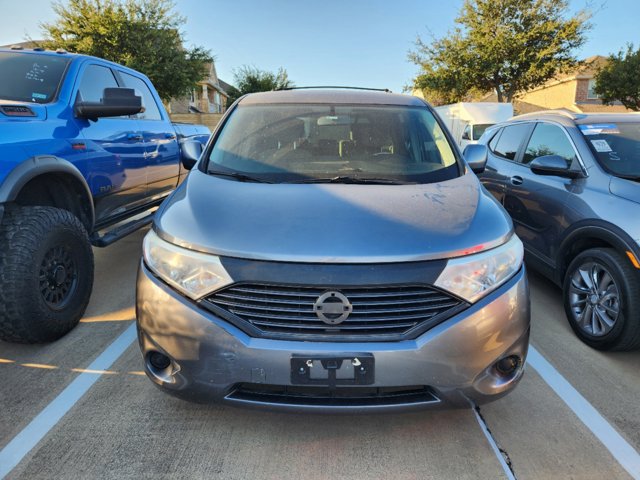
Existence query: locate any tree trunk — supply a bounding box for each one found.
[495,86,503,103]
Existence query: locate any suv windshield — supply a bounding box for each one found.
[0,52,70,104]
[207,104,460,183]
[579,122,640,179]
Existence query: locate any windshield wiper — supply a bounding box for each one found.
[286,176,413,185]
[208,170,272,183]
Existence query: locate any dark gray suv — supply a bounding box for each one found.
[477,111,640,351]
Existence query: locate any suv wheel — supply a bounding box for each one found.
[563,248,640,351]
[0,206,94,343]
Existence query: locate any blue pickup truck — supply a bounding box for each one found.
[0,47,210,343]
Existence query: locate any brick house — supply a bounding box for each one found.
[168,61,232,114]
[481,56,631,114]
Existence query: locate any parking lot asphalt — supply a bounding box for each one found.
[1,229,639,479]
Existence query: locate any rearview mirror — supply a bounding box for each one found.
[75,88,142,119]
[530,155,583,179]
[180,139,203,170]
[463,144,488,174]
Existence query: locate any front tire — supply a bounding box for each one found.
[0,206,94,343]
[563,248,640,351]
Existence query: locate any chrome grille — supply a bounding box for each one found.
[202,284,463,340]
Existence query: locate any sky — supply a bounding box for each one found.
[0,0,637,94]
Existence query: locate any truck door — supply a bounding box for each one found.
[119,71,180,201]
[73,63,148,224]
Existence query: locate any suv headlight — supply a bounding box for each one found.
[143,230,233,299]
[434,234,524,303]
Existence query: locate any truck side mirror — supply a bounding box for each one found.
[75,88,142,119]
[463,144,488,174]
[461,126,471,140]
[181,139,202,170]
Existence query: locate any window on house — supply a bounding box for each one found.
[587,79,600,100]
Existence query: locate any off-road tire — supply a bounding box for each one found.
[0,206,94,343]
[563,248,640,351]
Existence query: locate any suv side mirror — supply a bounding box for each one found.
[463,144,488,174]
[75,88,142,119]
[180,139,203,170]
[530,155,583,179]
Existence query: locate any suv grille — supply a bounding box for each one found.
[202,283,463,340]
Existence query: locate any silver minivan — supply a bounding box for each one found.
[136,88,530,413]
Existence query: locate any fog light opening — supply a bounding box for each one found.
[148,351,171,371]
[494,355,521,378]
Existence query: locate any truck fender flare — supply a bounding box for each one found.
[0,155,95,228]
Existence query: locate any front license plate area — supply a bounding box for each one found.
[291,354,374,386]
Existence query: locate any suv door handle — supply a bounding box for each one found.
[510,175,523,186]
[127,133,143,141]
[164,133,177,140]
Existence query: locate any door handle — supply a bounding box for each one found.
[510,175,524,186]
[127,133,143,141]
[165,133,177,140]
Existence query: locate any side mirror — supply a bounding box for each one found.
[461,127,471,140]
[463,144,488,174]
[180,139,203,170]
[75,88,142,119]
[530,155,583,178]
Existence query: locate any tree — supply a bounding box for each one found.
[39,0,212,101]
[226,66,294,105]
[409,0,591,104]
[594,45,640,111]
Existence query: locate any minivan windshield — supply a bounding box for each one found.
[207,104,460,184]
[579,122,640,180]
[0,52,70,104]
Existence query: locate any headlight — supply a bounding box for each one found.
[434,234,524,303]
[143,230,233,299]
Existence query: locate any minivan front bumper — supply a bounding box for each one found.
[136,262,530,413]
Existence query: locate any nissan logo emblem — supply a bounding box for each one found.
[314,291,353,325]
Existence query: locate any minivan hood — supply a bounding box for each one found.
[610,176,640,205]
[155,170,513,263]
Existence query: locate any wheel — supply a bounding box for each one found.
[0,206,94,343]
[563,248,640,351]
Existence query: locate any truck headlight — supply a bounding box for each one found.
[434,235,524,303]
[143,230,233,299]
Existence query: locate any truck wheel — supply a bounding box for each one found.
[563,248,640,351]
[0,206,94,343]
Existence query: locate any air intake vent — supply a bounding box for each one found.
[203,283,464,341]
[0,105,36,117]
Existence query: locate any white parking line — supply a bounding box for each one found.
[528,345,640,479]
[0,323,137,480]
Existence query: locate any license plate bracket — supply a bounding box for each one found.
[291,354,374,386]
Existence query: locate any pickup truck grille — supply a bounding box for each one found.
[202,283,463,341]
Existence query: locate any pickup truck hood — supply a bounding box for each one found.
[610,176,640,205]
[0,100,47,121]
[155,169,513,263]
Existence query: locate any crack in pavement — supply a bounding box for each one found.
[473,404,517,480]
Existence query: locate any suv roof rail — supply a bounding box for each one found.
[280,86,392,93]
[513,109,581,121]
